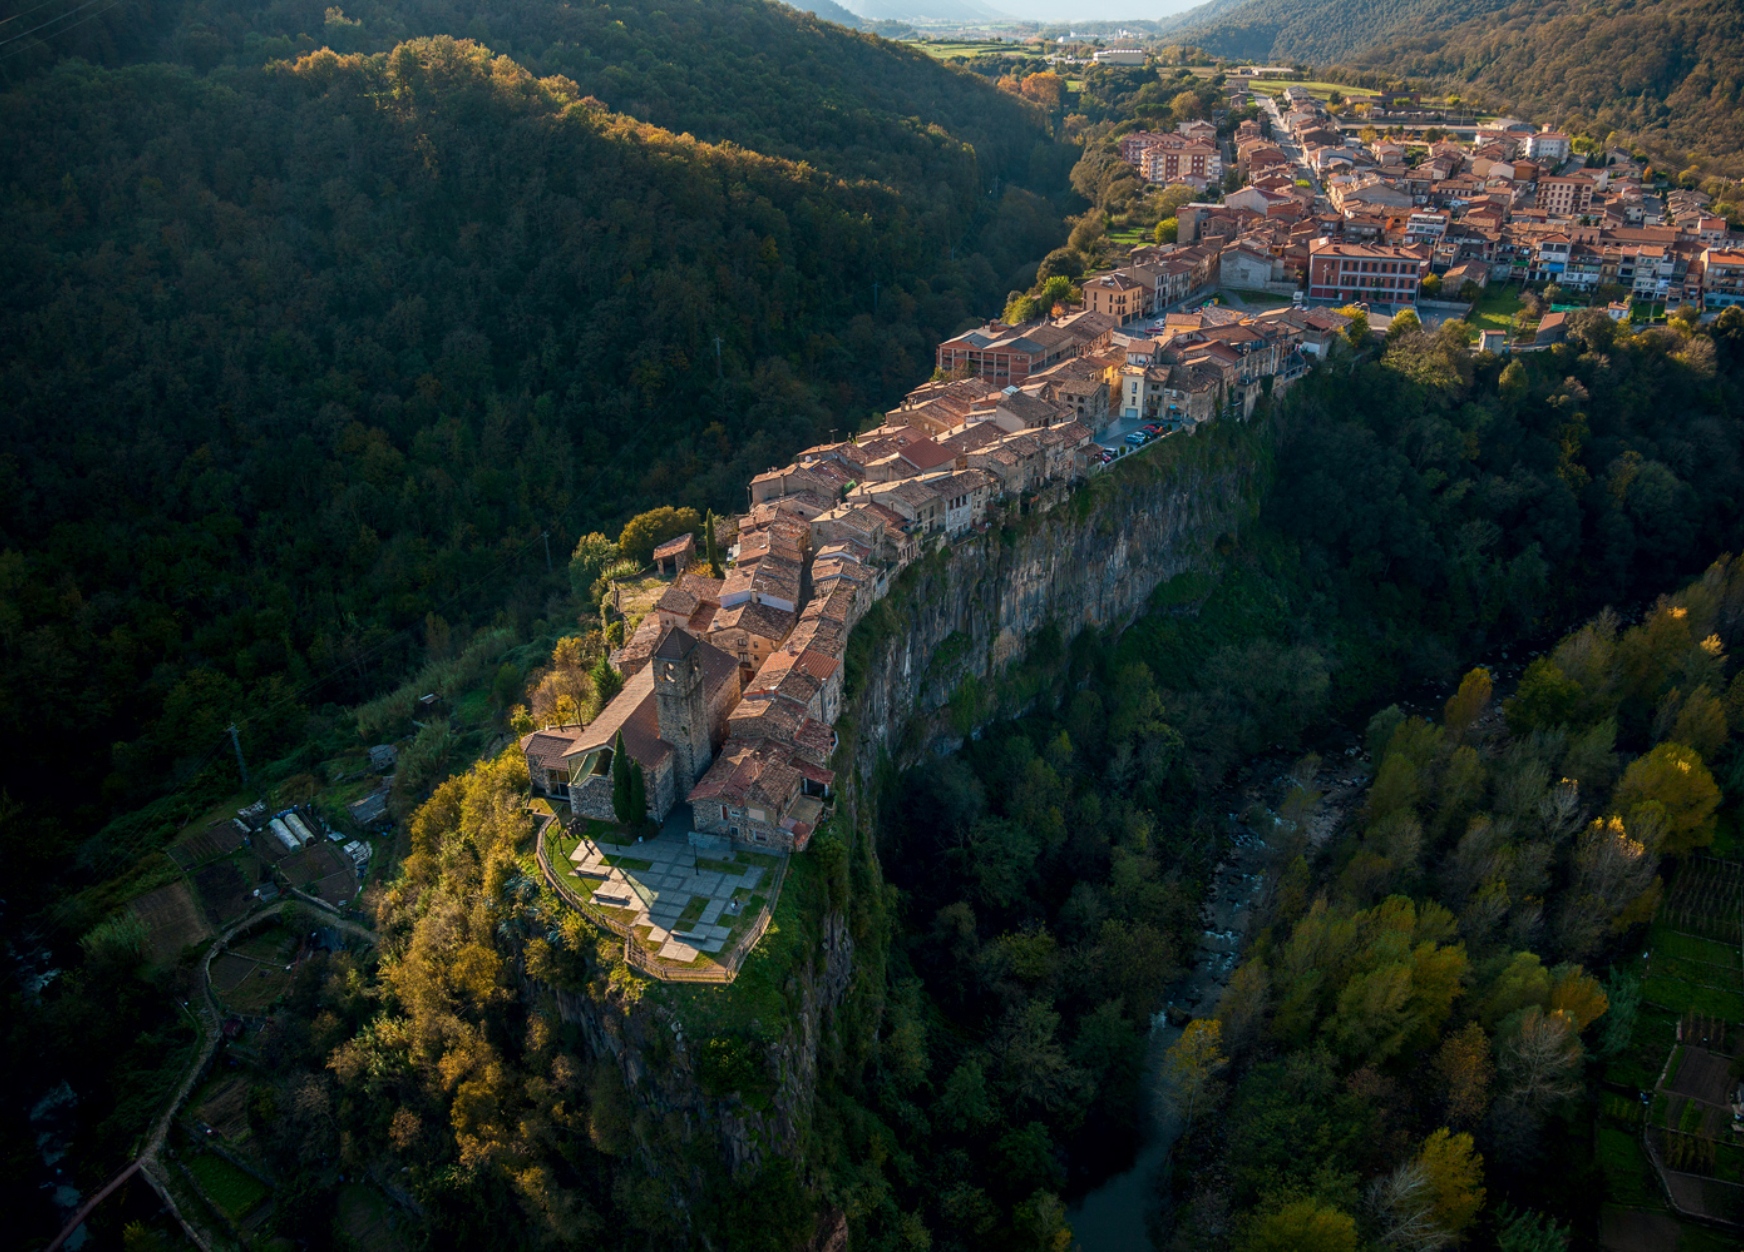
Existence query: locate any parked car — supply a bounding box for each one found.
[1141,423,1162,435]
[1124,431,1149,446]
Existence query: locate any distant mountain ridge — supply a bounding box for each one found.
[834,0,1015,24]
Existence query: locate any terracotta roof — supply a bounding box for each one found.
[710,599,795,643]
[521,729,582,771]
[688,738,805,810]
[653,534,694,559]
[563,668,672,772]
[899,438,956,472]
[617,613,665,676]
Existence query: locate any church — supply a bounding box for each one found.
[519,624,740,824]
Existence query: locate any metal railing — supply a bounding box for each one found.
[536,819,790,984]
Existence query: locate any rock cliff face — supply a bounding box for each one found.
[546,902,857,1185]
[555,422,1270,1191]
[846,429,1267,778]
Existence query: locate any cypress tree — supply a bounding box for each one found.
[611,730,633,824]
[705,510,723,579]
[628,760,648,827]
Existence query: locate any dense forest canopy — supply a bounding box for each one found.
[68,307,1738,1252]
[0,0,1073,906]
[1161,0,1514,67]
[1160,0,1744,173]
[1343,0,1744,176]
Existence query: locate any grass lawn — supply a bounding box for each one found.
[185,1151,270,1222]
[915,40,1044,60]
[601,854,655,873]
[584,818,637,846]
[1220,288,1292,308]
[675,896,707,928]
[1241,78,1380,99]
[1468,286,1525,332]
[1644,972,1744,1020]
[1597,1126,1667,1210]
[694,856,746,876]
[1631,301,1665,323]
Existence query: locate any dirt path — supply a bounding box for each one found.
[45,902,377,1252]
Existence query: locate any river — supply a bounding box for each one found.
[1067,748,1373,1250]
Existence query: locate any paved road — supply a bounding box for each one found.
[45,902,378,1252]
[1258,94,1322,198]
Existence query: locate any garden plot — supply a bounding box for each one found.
[129,881,213,963]
[1627,857,1744,1226]
[281,842,357,905]
[192,858,256,926]
[337,1182,411,1252]
[168,821,245,870]
[213,926,300,1013]
[195,1075,253,1141]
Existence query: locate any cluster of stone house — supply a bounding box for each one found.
[1119,121,1225,190]
[933,287,1326,431]
[1256,88,1738,306]
[522,343,1124,852]
[1113,86,1740,310]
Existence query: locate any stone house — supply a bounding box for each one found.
[688,737,835,853]
[652,533,695,575]
[521,728,585,802]
[708,599,795,678]
[1082,272,1147,323]
[934,468,997,536]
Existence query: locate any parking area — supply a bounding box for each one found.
[1094,415,1182,457]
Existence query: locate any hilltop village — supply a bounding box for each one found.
[1118,82,1741,317]
[518,81,1744,872]
[519,292,1332,858]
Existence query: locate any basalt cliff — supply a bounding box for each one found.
[544,416,1272,1203]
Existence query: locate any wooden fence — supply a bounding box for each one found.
[536,821,788,985]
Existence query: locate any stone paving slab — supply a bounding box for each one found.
[658,939,698,961]
[690,871,723,894]
[700,900,725,926]
[741,867,764,890]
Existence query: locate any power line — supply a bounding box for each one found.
[0,0,112,51]
[0,0,93,29]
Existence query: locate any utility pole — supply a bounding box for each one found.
[542,531,552,572]
[713,336,724,378]
[228,724,249,790]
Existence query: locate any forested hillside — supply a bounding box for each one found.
[0,1,1071,913]
[1159,0,1512,68]
[69,308,1739,1252]
[4,0,1046,187]
[1346,0,1744,175]
[1163,0,1744,171]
